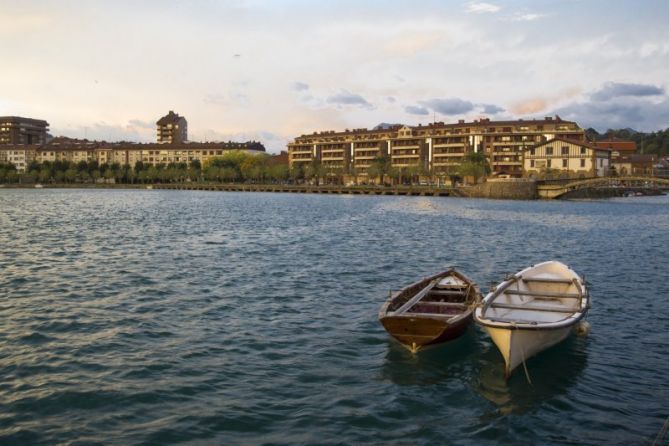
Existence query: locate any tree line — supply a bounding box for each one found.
[0,151,290,184]
[0,150,491,185]
[586,127,669,157]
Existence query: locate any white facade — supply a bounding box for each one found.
[524,139,611,178]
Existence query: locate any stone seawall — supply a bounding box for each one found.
[459,179,537,200]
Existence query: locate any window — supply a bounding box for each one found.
[530,148,535,155]
[580,159,585,168]
[562,159,568,168]
[547,159,552,168]
[530,160,535,168]
[562,146,569,155]
[546,147,553,155]
[580,147,586,155]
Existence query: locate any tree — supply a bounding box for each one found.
[456,151,491,183]
[290,164,304,182]
[368,154,391,185]
[304,160,323,184]
[64,168,77,183]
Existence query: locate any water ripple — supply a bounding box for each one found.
[0,190,668,445]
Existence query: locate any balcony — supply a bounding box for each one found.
[433,152,465,157]
[492,161,522,166]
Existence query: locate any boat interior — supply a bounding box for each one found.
[484,274,584,324]
[397,274,473,318]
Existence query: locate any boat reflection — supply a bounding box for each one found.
[475,335,588,415]
[380,326,483,386]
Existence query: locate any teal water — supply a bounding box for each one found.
[0,190,668,445]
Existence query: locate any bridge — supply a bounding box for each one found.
[537,176,669,199]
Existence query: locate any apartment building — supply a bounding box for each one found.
[0,116,49,145]
[0,140,266,171]
[523,138,611,178]
[287,116,585,178]
[0,145,39,171]
[157,111,188,144]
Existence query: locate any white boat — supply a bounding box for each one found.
[474,261,590,377]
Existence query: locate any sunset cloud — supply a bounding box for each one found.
[466,2,501,14]
[1,1,668,151]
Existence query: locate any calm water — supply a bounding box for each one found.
[1,189,668,445]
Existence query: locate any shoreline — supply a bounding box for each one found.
[0,181,665,200]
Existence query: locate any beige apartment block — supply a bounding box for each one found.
[287,116,585,179]
[0,146,38,171]
[523,138,611,178]
[0,141,265,172]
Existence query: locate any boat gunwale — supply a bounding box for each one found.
[378,268,481,324]
[474,261,589,331]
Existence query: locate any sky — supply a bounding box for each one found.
[2,0,669,153]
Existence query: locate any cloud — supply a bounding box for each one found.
[385,32,443,56]
[52,122,152,143]
[326,90,373,109]
[553,98,669,132]
[386,96,397,103]
[509,98,548,115]
[481,104,505,114]
[204,90,249,107]
[0,13,51,34]
[550,81,669,132]
[128,119,154,129]
[291,81,310,92]
[466,2,501,14]
[510,13,546,21]
[590,82,665,101]
[420,98,475,115]
[405,105,430,116]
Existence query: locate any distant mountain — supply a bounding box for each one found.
[373,123,404,130]
[586,127,640,141]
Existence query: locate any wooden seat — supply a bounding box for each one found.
[417,301,467,308]
[521,277,574,284]
[404,312,456,319]
[505,289,581,299]
[490,302,575,313]
[428,289,466,297]
[487,317,540,325]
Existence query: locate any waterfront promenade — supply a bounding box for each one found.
[2,176,668,199]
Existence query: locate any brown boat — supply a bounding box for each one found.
[379,268,482,353]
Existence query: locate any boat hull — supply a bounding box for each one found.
[379,268,481,352]
[483,324,574,377]
[474,260,589,376]
[380,312,472,352]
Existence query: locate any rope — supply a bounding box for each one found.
[653,415,669,446]
[519,339,533,386]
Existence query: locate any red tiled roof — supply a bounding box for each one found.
[594,139,636,152]
[294,115,579,139]
[532,137,611,152]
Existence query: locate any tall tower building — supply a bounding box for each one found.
[0,116,49,144]
[156,111,187,144]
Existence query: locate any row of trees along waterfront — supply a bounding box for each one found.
[0,150,492,185]
[0,151,289,184]
[586,127,669,156]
